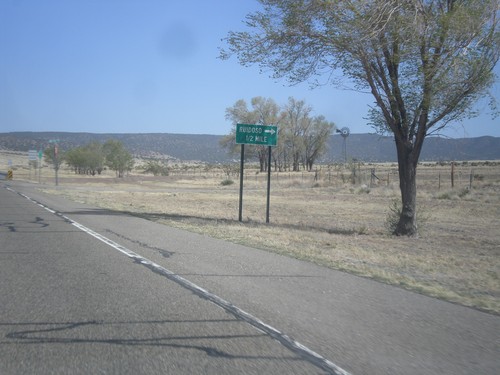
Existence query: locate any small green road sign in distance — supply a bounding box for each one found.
[236,124,278,146]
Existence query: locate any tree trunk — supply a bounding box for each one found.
[292,152,300,171]
[258,149,266,172]
[394,140,418,236]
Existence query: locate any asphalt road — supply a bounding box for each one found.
[1,181,498,374]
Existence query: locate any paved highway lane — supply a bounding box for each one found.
[0,184,332,374]
[2,181,499,374]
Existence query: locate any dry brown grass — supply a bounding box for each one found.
[3,154,499,315]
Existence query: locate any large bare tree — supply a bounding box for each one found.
[222,97,282,171]
[283,97,312,171]
[282,97,334,171]
[222,96,334,171]
[220,0,499,236]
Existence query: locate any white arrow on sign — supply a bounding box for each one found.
[264,128,276,135]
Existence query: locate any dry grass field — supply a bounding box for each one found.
[2,150,499,315]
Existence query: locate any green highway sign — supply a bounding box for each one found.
[236,124,278,146]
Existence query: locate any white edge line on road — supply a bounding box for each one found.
[7,186,351,375]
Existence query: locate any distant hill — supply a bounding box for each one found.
[1,132,499,163]
[326,134,500,162]
[0,132,229,163]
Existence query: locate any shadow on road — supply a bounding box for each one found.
[1,319,302,361]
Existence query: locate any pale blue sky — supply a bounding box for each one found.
[1,0,498,138]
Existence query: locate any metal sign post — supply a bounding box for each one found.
[238,144,245,222]
[28,150,37,181]
[38,150,43,184]
[49,140,59,186]
[266,145,272,223]
[235,124,278,223]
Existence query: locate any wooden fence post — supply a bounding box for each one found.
[451,162,455,189]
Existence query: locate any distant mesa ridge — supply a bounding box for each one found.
[1,132,499,163]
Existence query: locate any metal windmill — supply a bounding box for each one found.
[336,127,350,163]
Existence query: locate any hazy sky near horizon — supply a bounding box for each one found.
[1,0,499,138]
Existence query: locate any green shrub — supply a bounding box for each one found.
[357,185,370,194]
[385,198,401,233]
[356,225,368,235]
[437,192,452,200]
[143,160,169,176]
[458,188,470,198]
[385,198,430,234]
[221,179,234,186]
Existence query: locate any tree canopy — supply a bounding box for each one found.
[221,0,499,236]
[222,96,334,171]
[102,140,134,178]
[65,142,105,176]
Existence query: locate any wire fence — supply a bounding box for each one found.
[165,162,500,192]
[3,151,499,192]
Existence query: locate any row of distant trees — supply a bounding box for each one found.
[221,96,335,172]
[44,140,134,178]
